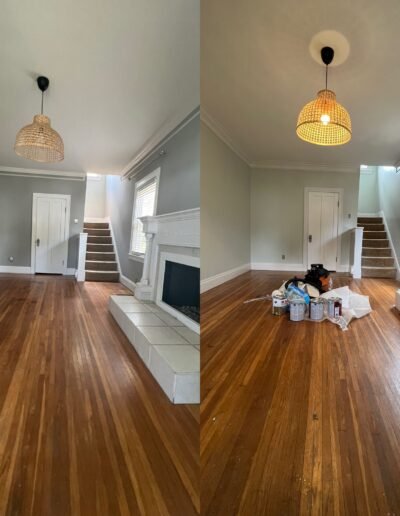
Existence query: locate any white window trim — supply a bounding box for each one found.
[129,167,160,262]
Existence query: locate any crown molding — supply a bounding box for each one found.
[200,109,251,166]
[0,166,85,181]
[250,160,359,174]
[121,106,200,180]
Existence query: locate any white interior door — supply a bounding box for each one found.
[33,194,69,274]
[307,191,339,271]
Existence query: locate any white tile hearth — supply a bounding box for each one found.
[126,313,166,327]
[119,303,151,313]
[109,294,199,404]
[152,345,199,373]
[149,345,200,403]
[139,326,187,345]
[112,295,141,305]
[154,312,185,327]
[146,303,163,313]
[174,326,200,345]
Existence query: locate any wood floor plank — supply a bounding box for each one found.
[0,274,199,516]
[201,271,400,515]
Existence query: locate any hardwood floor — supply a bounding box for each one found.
[201,271,400,515]
[0,274,199,516]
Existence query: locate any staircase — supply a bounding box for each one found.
[358,216,396,278]
[84,222,119,282]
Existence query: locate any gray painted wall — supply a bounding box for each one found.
[201,122,251,279]
[378,166,400,266]
[106,114,200,283]
[358,166,379,214]
[251,168,360,268]
[85,175,106,219]
[0,173,86,268]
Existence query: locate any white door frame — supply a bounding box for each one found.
[31,193,71,274]
[303,187,343,271]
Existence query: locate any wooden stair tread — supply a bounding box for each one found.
[84,220,119,283]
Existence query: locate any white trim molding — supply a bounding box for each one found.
[135,208,200,303]
[120,275,136,293]
[122,107,199,180]
[201,109,251,165]
[0,166,85,181]
[201,263,250,293]
[251,160,359,174]
[107,217,122,276]
[380,210,400,280]
[251,263,305,272]
[0,266,32,274]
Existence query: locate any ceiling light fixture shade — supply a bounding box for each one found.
[296,46,351,146]
[15,76,64,163]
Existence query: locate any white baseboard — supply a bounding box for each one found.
[251,262,305,271]
[251,262,351,274]
[0,265,32,274]
[380,210,400,280]
[107,217,122,274]
[200,263,250,293]
[120,274,136,293]
[65,268,76,276]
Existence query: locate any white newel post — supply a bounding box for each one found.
[76,232,88,282]
[351,226,363,279]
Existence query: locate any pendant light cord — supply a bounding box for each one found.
[41,91,44,115]
[325,64,328,91]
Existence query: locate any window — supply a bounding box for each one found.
[130,168,160,260]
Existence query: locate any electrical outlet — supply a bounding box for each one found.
[282,254,286,260]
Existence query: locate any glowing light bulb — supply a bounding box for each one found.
[320,114,330,125]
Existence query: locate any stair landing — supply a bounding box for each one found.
[358,217,396,279]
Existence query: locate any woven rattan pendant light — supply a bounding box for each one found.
[15,76,64,162]
[296,47,351,146]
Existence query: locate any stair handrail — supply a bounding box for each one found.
[76,232,88,282]
[351,226,363,279]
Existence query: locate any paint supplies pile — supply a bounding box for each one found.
[244,264,372,331]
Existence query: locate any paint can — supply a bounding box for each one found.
[326,297,342,318]
[272,293,288,316]
[289,300,306,322]
[309,298,324,321]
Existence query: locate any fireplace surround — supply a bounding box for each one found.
[134,208,200,333]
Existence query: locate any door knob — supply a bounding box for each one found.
[36,238,40,247]
[308,235,312,243]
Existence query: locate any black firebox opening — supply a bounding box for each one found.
[162,260,200,323]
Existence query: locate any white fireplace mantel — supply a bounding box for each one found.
[135,208,200,305]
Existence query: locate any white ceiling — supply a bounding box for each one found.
[0,0,199,174]
[202,0,400,167]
